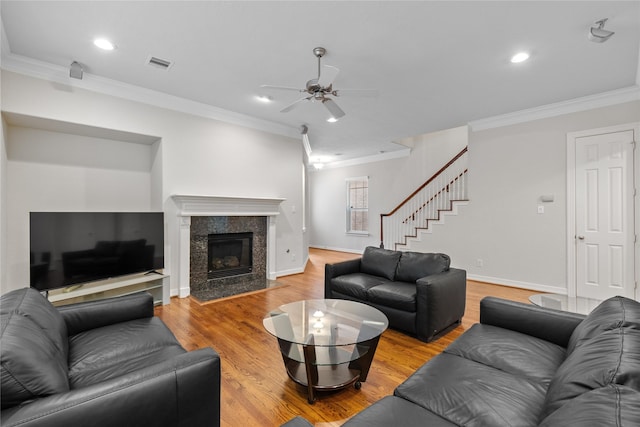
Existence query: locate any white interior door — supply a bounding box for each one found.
[575,130,635,299]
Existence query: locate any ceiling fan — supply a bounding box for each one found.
[261,47,377,120]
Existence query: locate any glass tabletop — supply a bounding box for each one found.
[263,299,388,347]
[529,293,602,315]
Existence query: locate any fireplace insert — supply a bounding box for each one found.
[208,232,253,279]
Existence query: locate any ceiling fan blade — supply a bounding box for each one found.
[322,98,345,119]
[333,88,379,98]
[260,84,303,92]
[318,65,340,88]
[281,96,311,113]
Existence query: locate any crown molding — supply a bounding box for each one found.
[469,85,640,132]
[311,147,411,171]
[0,51,301,140]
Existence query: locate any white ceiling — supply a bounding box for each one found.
[1,1,639,162]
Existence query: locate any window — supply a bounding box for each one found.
[346,177,369,234]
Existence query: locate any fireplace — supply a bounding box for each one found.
[172,194,285,298]
[208,232,253,279]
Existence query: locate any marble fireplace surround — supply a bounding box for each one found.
[172,195,285,297]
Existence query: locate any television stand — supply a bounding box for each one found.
[62,283,84,293]
[144,269,164,276]
[47,272,169,307]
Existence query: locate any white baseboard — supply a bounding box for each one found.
[276,266,306,277]
[309,245,364,255]
[178,285,191,298]
[467,274,567,295]
[275,255,310,277]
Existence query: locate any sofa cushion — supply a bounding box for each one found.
[538,384,640,427]
[330,273,392,301]
[0,288,69,409]
[68,317,186,388]
[367,282,416,312]
[395,352,546,427]
[542,326,640,418]
[443,324,566,385]
[395,252,450,283]
[566,295,640,354]
[360,246,401,281]
[342,396,458,427]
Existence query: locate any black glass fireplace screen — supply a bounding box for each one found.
[208,232,253,279]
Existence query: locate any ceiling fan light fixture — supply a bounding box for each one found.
[261,46,376,120]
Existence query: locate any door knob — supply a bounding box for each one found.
[577,236,585,240]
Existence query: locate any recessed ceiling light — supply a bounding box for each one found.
[94,38,116,51]
[256,95,273,103]
[510,52,530,63]
[327,117,339,123]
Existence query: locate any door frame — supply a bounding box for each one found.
[566,122,640,301]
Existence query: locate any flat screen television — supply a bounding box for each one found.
[30,212,164,292]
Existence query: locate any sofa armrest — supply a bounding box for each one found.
[325,258,361,297]
[0,348,221,427]
[415,268,466,342]
[58,291,154,336]
[480,296,585,348]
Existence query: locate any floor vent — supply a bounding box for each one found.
[147,56,173,70]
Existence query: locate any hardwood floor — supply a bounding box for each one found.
[155,248,537,427]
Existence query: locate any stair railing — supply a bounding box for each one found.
[380,147,468,250]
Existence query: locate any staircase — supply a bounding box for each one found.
[380,147,468,250]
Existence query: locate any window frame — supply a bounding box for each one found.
[345,176,369,235]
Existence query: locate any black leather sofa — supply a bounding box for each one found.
[283,295,640,426]
[1,288,220,427]
[325,246,466,342]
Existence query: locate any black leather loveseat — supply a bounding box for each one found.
[283,295,640,426]
[325,246,466,342]
[1,288,220,427]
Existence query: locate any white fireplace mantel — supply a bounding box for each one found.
[171,194,286,297]
[172,194,286,217]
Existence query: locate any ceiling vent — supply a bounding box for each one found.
[146,55,173,70]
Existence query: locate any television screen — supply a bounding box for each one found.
[30,212,164,292]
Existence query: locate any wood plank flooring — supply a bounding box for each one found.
[155,248,537,427]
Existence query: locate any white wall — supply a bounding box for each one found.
[1,70,304,295]
[0,116,6,291]
[309,126,468,252]
[409,101,640,294]
[4,126,154,293]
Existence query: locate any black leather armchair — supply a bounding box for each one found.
[1,288,220,427]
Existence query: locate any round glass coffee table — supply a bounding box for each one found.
[263,299,388,403]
